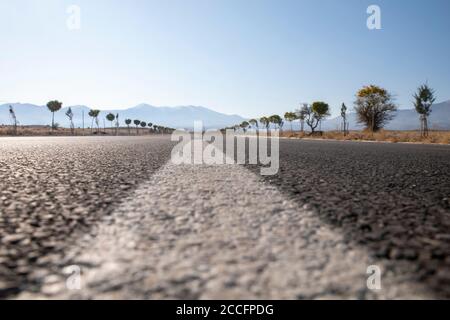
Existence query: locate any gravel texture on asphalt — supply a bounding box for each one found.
[244,139,450,298]
[0,136,174,298]
[17,151,430,299]
[1,137,449,299]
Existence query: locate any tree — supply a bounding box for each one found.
[249,119,259,134]
[115,113,120,135]
[65,107,75,135]
[259,117,270,133]
[304,102,330,134]
[413,84,436,137]
[340,103,348,136]
[125,119,132,135]
[269,115,283,133]
[140,121,147,134]
[88,110,95,133]
[296,104,308,133]
[47,100,63,131]
[88,109,100,134]
[94,110,101,133]
[106,113,115,134]
[284,112,297,132]
[134,119,141,134]
[240,121,250,133]
[354,85,397,132]
[9,105,18,135]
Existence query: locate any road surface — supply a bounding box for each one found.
[0,136,449,299]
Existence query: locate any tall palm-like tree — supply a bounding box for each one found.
[125,119,132,135]
[106,113,115,134]
[134,120,141,135]
[140,121,147,134]
[147,122,153,134]
[284,112,297,132]
[259,117,270,133]
[88,109,97,134]
[47,100,63,131]
[269,115,283,131]
[240,121,250,133]
[115,113,120,135]
[249,119,259,134]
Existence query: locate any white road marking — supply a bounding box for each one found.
[18,143,432,299]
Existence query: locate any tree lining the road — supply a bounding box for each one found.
[1,101,174,136]
[414,83,436,137]
[225,83,437,139]
[47,100,63,132]
[355,85,397,132]
[65,107,75,135]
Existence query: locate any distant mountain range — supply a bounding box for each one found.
[1,100,449,131]
[0,103,245,129]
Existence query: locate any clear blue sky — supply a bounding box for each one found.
[1,0,449,118]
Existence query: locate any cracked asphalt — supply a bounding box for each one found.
[0,136,449,299]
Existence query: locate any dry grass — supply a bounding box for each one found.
[281,130,450,145]
[2,126,449,144]
[0,125,152,137]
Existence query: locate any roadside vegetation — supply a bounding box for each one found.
[226,83,449,144]
[0,83,447,143]
[1,104,174,137]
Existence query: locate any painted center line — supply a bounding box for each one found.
[18,145,431,299]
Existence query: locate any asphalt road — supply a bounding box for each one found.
[0,136,449,299]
